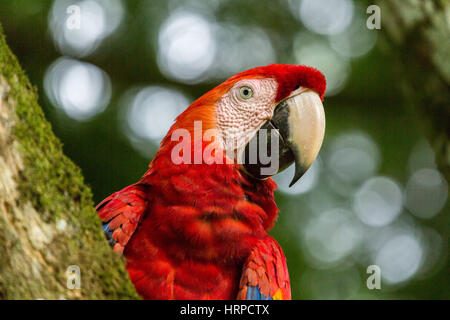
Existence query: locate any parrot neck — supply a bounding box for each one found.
[141,138,279,261]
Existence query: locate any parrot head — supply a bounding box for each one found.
[164,64,326,187]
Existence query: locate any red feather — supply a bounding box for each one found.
[228,63,326,101]
[96,184,149,253]
[237,237,291,300]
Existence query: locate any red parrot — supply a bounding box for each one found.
[96,64,326,300]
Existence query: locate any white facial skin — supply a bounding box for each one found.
[216,78,278,158]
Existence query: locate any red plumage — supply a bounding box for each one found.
[96,64,326,299]
[230,64,326,102]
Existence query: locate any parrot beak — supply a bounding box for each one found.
[241,88,325,187]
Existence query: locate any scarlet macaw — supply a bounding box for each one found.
[96,64,326,300]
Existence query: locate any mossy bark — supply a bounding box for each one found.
[0,23,139,299]
[376,0,450,181]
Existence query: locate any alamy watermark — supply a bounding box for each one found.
[66,5,81,30]
[66,265,81,290]
[366,5,381,30]
[366,265,381,290]
[170,121,281,176]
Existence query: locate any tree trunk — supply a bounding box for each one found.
[376,0,450,180]
[0,24,138,299]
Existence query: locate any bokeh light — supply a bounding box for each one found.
[298,0,354,36]
[121,86,190,157]
[408,139,437,173]
[157,9,276,83]
[417,227,445,278]
[375,233,423,284]
[44,57,111,121]
[301,208,363,267]
[274,157,321,195]
[354,177,403,227]
[294,33,351,96]
[329,6,377,58]
[157,9,216,83]
[49,0,124,57]
[326,132,380,195]
[212,24,276,78]
[405,168,448,219]
[306,186,342,215]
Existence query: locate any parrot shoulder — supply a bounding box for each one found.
[237,236,291,300]
[96,183,150,253]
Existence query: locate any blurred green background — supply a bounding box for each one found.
[0,0,448,299]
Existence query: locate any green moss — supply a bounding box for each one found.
[0,23,139,299]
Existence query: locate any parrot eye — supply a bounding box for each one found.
[239,86,253,100]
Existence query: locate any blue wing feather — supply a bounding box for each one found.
[102,222,117,247]
[246,286,273,300]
